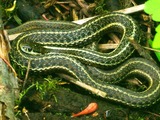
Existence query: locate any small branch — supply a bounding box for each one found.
[98,44,118,51]
[129,37,156,63]
[57,73,107,98]
[116,4,144,14]
[73,4,145,25]
[23,60,31,89]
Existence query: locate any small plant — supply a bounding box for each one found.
[15,76,60,116]
[144,0,160,61]
[16,84,36,105]
[35,75,60,101]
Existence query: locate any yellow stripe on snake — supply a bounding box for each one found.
[8,12,160,107]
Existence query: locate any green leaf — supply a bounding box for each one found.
[144,0,160,21]
[144,0,160,14]
[152,32,160,48]
[152,11,160,21]
[148,39,153,46]
[151,32,160,61]
[156,25,160,33]
[144,0,160,61]
[155,51,160,61]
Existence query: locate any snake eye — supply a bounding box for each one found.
[20,44,42,55]
[21,45,33,53]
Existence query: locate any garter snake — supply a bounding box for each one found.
[8,12,160,107]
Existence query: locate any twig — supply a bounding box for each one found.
[143,46,160,53]
[73,4,145,25]
[57,73,107,98]
[130,0,137,6]
[128,37,156,63]
[98,44,118,51]
[108,33,120,44]
[116,4,144,14]
[23,60,31,89]
[145,111,160,118]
